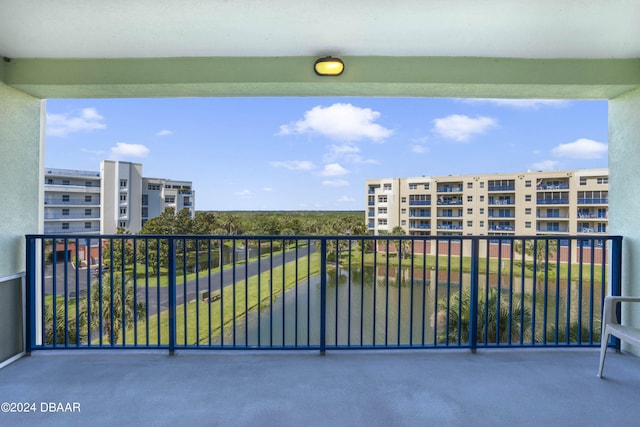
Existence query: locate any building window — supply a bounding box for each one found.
[580,177,587,185]
[467,182,473,189]
[401,220,406,226]
[479,221,484,227]
[47,178,53,184]
[378,195,387,203]
[467,208,473,214]
[85,208,91,216]
[525,208,531,215]
[467,196,473,202]
[378,207,387,214]
[62,179,70,185]
[148,183,161,191]
[424,183,430,190]
[120,194,127,202]
[467,221,473,227]
[84,222,92,229]
[120,179,127,188]
[525,222,531,228]
[597,177,608,184]
[165,196,176,204]
[62,194,70,202]
[401,208,406,214]
[479,182,484,189]
[525,180,531,187]
[378,219,387,225]
[62,223,69,230]
[401,197,406,203]
[120,207,127,215]
[409,183,417,190]
[62,208,69,216]
[85,195,92,203]
[479,196,484,202]
[597,223,607,232]
[383,183,392,191]
[85,181,93,187]
[119,221,127,228]
[479,208,484,215]
[525,195,532,201]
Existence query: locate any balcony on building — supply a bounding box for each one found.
[409,195,431,206]
[488,208,515,218]
[436,183,463,193]
[488,196,514,206]
[409,208,430,217]
[536,178,570,190]
[487,179,515,192]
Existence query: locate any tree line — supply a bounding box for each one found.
[135,209,368,236]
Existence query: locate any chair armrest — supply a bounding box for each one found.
[602,296,640,327]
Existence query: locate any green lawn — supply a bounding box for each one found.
[105,252,321,346]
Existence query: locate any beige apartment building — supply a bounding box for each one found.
[366,168,608,238]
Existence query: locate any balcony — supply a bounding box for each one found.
[5,233,635,423]
[537,199,569,205]
[488,200,514,206]
[409,200,430,206]
[487,185,515,191]
[537,225,569,232]
[437,186,463,193]
[578,198,609,204]
[537,183,570,190]
[488,225,515,231]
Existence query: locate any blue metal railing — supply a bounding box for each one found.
[25,234,622,353]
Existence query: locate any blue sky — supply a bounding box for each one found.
[45,98,608,211]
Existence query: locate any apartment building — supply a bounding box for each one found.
[44,160,195,235]
[366,168,608,238]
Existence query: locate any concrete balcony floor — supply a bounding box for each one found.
[1,349,639,426]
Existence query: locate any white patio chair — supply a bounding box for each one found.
[598,296,640,378]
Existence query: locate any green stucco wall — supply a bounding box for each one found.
[0,82,42,362]
[609,87,640,354]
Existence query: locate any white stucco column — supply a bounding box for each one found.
[609,87,640,354]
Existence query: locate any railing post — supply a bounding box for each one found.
[469,237,480,353]
[168,237,177,355]
[610,236,623,351]
[25,236,36,354]
[320,238,327,354]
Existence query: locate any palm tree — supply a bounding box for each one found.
[86,273,146,345]
[435,288,532,345]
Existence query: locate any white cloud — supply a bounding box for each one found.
[551,138,608,159]
[278,103,393,142]
[109,142,149,159]
[269,160,316,171]
[432,115,497,142]
[461,99,569,109]
[47,108,106,137]
[322,179,349,187]
[531,160,560,171]
[235,189,252,197]
[320,163,348,177]
[323,144,360,162]
[156,129,173,136]
[411,145,427,154]
[262,187,273,192]
[336,196,355,203]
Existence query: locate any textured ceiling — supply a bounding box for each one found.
[1,0,639,59]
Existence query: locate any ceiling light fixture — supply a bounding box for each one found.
[314,57,344,76]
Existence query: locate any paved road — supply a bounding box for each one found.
[42,244,316,316]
